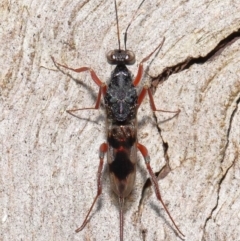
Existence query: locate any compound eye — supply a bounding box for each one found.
[106,50,118,64]
[124,50,135,65]
[107,50,117,64]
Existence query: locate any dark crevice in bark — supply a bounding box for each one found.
[202,97,240,238]
[151,28,240,92]
[221,96,240,163]
[202,159,235,240]
[141,228,147,241]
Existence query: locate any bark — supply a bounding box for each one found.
[1,0,240,241]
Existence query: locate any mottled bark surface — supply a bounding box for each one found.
[1,0,240,240]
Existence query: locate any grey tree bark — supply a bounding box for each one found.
[1,0,240,241]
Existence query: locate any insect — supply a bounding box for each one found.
[51,0,184,240]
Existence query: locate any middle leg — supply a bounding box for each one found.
[137,85,180,115]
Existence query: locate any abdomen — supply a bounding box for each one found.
[107,120,137,198]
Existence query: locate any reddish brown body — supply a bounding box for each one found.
[51,0,184,240]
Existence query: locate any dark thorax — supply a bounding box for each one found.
[105,64,138,123]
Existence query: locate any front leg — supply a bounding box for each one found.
[133,37,165,87]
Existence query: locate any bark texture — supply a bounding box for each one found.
[1,0,240,241]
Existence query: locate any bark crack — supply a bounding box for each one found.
[202,159,235,240]
[221,96,240,163]
[151,28,240,92]
[202,97,239,239]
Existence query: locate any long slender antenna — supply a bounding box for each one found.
[124,0,147,50]
[114,0,121,51]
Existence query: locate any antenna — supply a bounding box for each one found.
[114,0,121,51]
[124,0,147,50]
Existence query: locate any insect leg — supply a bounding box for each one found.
[51,56,104,86]
[137,142,185,237]
[66,84,107,119]
[75,142,108,233]
[51,56,107,117]
[137,86,180,115]
[133,37,165,87]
